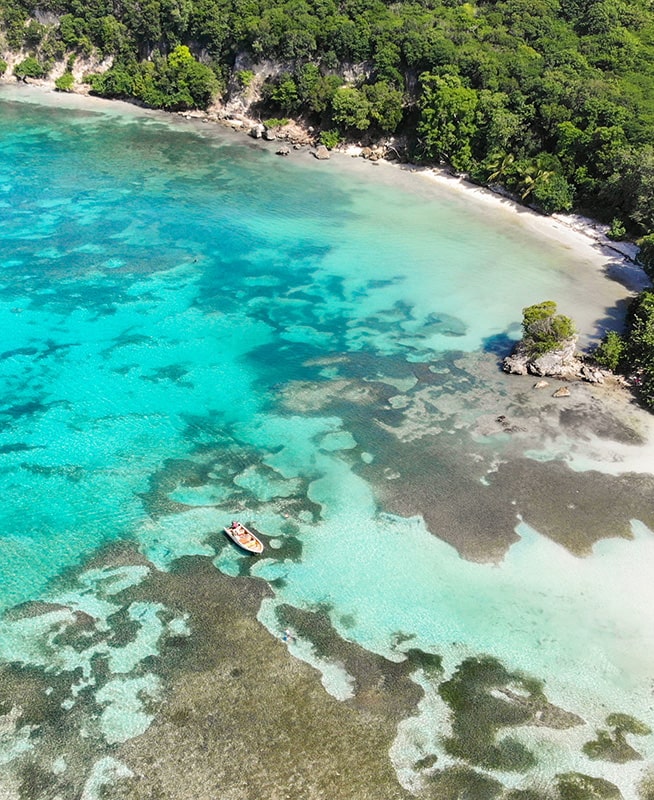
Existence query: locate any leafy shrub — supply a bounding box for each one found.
[236,69,254,88]
[0,59,7,77]
[270,76,298,111]
[55,71,75,92]
[522,301,576,356]
[296,65,342,114]
[319,129,341,149]
[363,81,403,133]
[23,19,46,47]
[530,173,574,213]
[593,331,625,371]
[636,233,654,284]
[331,87,371,132]
[88,47,218,110]
[607,218,627,241]
[263,118,289,129]
[14,57,48,80]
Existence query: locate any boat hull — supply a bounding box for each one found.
[223,522,264,554]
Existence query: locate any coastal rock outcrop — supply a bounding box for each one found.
[503,337,580,378]
[504,338,611,385]
[313,145,330,160]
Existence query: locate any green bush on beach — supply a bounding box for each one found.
[319,129,341,150]
[55,71,74,92]
[593,331,625,372]
[13,57,48,81]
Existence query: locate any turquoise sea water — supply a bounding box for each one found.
[2,87,654,798]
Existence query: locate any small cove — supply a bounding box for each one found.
[1,85,654,799]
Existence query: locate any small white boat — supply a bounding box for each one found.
[223,520,264,554]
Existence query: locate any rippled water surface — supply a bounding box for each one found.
[1,87,654,800]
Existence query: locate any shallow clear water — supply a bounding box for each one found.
[1,87,654,799]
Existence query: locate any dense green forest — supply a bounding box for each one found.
[3,0,654,406]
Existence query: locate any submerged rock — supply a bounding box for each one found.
[552,386,571,398]
[275,145,290,156]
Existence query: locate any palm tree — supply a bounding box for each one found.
[487,152,515,183]
[520,168,554,200]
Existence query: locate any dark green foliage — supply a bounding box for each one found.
[637,233,654,283]
[529,172,574,213]
[331,87,371,132]
[0,60,7,77]
[14,57,48,80]
[625,291,654,370]
[54,71,75,91]
[597,291,654,409]
[88,45,218,109]
[24,19,46,48]
[623,290,654,408]
[522,301,576,355]
[363,81,404,133]
[593,331,625,371]
[296,65,342,114]
[418,73,479,172]
[270,75,299,112]
[319,129,341,149]
[607,218,627,240]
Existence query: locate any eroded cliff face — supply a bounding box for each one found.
[0,45,113,87]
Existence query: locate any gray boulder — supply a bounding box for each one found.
[313,145,331,160]
[504,337,580,378]
[529,338,578,377]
